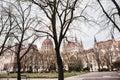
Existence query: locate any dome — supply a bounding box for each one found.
[42,38,53,46]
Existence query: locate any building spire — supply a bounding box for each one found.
[94,36,98,49]
[110,32,115,42]
[80,39,83,48]
[111,32,114,39]
[75,35,77,42]
[94,36,97,43]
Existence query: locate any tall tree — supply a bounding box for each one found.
[3,1,40,80]
[94,37,101,71]
[24,0,85,80]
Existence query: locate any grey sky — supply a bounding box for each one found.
[33,0,120,50]
[0,0,120,50]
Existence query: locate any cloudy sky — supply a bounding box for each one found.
[33,0,120,50]
[1,0,120,50]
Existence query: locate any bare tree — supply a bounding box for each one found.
[83,49,94,71]
[97,0,120,32]
[0,1,16,56]
[3,1,40,80]
[94,38,101,71]
[21,44,40,73]
[22,0,89,79]
[94,49,101,71]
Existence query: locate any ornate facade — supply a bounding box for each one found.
[62,40,84,71]
[0,35,120,73]
[93,36,120,71]
[62,35,120,71]
[40,37,57,72]
[0,49,15,72]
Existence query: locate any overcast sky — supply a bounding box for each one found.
[1,0,120,50]
[33,0,120,50]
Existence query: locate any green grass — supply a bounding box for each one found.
[64,72,86,78]
[0,72,87,78]
[64,72,76,77]
[23,73,58,78]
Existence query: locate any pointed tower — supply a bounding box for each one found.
[111,32,115,41]
[75,35,77,42]
[94,36,97,49]
[80,39,83,49]
[94,36,97,43]
[110,32,116,46]
[111,33,114,39]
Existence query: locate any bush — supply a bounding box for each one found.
[68,64,83,72]
[82,67,90,72]
[100,68,109,71]
[113,61,120,70]
[48,64,56,72]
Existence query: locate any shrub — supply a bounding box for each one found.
[100,68,109,71]
[113,61,120,70]
[82,67,90,72]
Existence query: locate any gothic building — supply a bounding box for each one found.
[62,34,120,71]
[0,48,15,72]
[40,37,57,72]
[20,44,41,73]
[93,35,120,71]
[0,35,120,73]
[62,40,84,71]
[0,43,41,73]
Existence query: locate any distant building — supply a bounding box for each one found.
[40,37,57,72]
[62,40,84,71]
[0,48,15,72]
[93,35,120,71]
[0,35,120,73]
[0,44,20,73]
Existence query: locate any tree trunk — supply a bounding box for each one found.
[97,59,101,71]
[17,54,21,80]
[55,47,64,80]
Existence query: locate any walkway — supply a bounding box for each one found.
[0,71,120,80]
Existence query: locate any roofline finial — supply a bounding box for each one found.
[110,32,114,39]
[94,36,97,43]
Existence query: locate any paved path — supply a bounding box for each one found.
[72,71,120,80]
[0,72,120,80]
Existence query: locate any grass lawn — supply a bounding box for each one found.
[0,72,86,78]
